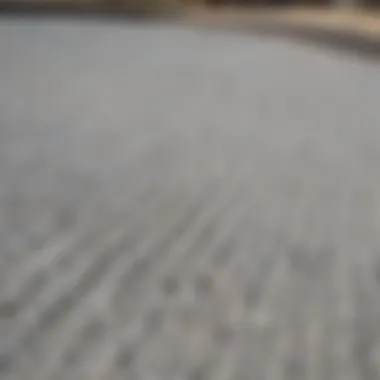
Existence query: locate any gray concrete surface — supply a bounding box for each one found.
[0,17,380,380]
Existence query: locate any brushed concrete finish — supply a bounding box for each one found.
[0,18,380,380]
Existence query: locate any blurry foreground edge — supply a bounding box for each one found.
[0,2,379,59]
[0,0,181,19]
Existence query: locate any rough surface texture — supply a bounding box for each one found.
[0,17,380,380]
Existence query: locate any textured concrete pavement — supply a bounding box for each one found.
[1,17,380,380]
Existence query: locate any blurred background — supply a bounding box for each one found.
[0,0,380,380]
